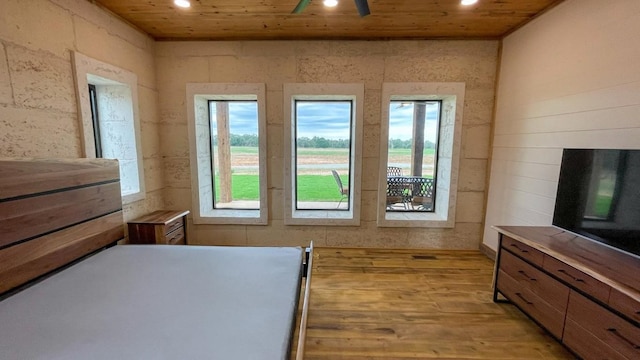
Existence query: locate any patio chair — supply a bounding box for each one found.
[331,170,349,208]
[411,178,434,211]
[387,166,403,177]
[386,176,411,210]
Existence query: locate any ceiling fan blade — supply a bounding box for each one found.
[354,0,370,17]
[292,0,312,14]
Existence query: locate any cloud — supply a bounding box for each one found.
[296,101,351,139]
[211,101,259,134]
[209,100,441,142]
[389,102,439,141]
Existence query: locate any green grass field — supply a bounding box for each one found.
[214,146,434,202]
[215,174,345,202]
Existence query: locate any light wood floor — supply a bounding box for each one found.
[294,247,576,359]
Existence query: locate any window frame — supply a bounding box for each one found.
[293,99,354,211]
[385,99,442,214]
[283,83,364,226]
[377,83,466,228]
[72,51,145,205]
[208,99,261,211]
[186,83,268,225]
[87,84,103,158]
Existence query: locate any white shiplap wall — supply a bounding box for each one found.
[483,0,640,250]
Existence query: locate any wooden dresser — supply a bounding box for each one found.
[128,210,189,245]
[493,226,640,360]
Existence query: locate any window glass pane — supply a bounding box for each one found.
[295,100,352,210]
[210,100,260,210]
[386,100,440,212]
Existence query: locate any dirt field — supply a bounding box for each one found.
[214,149,434,176]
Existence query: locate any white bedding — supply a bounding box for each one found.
[0,245,303,360]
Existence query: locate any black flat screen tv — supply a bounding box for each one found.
[553,149,640,258]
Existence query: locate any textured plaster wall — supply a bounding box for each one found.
[0,0,163,220]
[156,40,499,249]
[483,0,640,250]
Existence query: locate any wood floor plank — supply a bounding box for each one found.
[297,247,575,359]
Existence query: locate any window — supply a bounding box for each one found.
[386,100,441,213]
[284,84,364,226]
[186,83,267,225]
[295,100,353,210]
[377,83,465,228]
[72,52,145,204]
[209,100,260,210]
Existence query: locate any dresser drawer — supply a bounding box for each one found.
[564,317,627,360]
[497,269,565,339]
[499,250,570,312]
[567,291,640,360]
[166,226,185,245]
[543,255,611,303]
[609,289,640,324]
[501,235,544,267]
[165,216,184,235]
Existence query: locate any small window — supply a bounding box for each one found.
[284,83,364,226]
[209,100,260,210]
[186,83,267,225]
[72,52,145,204]
[294,100,353,211]
[377,83,465,228]
[385,100,441,213]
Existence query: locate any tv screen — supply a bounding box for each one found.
[553,149,640,257]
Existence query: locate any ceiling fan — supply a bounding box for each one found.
[292,0,371,17]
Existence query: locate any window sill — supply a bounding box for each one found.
[122,191,145,205]
[194,209,267,225]
[285,209,360,226]
[377,211,455,228]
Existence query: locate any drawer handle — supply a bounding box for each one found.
[509,244,528,253]
[557,269,584,282]
[518,270,537,282]
[515,292,533,305]
[607,328,640,349]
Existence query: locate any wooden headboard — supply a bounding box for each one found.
[0,158,124,295]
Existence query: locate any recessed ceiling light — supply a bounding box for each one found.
[461,0,478,5]
[323,0,339,7]
[174,0,191,8]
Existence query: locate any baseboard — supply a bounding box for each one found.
[479,243,496,261]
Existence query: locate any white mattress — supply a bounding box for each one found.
[0,245,303,360]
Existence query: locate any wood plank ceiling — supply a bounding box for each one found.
[93,0,564,41]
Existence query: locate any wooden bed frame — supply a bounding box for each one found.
[0,158,124,295]
[0,158,312,359]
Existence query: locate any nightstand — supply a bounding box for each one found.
[128,210,190,245]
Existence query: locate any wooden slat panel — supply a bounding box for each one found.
[93,0,564,40]
[0,211,124,295]
[0,158,119,200]
[0,182,122,249]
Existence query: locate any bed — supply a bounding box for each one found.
[0,158,312,360]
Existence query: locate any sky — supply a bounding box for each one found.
[210,100,440,141]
